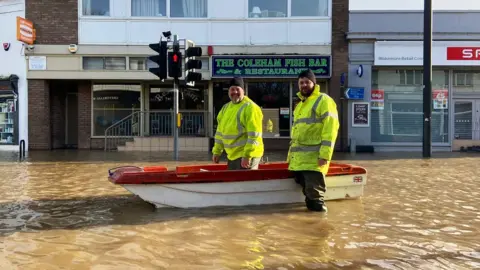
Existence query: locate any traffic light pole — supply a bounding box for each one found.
[173,77,180,161]
[172,34,180,161]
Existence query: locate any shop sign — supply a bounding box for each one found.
[371,89,384,110]
[211,55,331,78]
[352,102,370,127]
[16,16,36,45]
[375,41,480,66]
[446,47,480,60]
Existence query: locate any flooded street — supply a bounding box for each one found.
[0,150,479,269]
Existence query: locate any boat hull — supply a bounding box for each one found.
[108,162,367,208]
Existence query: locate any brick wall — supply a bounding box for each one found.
[78,81,91,149]
[28,80,51,150]
[331,0,349,152]
[25,0,78,44]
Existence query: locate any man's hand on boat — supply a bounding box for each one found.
[241,158,251,168]
[318,159,327,167]
[212,155,220,163]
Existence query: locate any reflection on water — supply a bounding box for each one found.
[0,150,479,269]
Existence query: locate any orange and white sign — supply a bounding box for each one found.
[16,16,36,45]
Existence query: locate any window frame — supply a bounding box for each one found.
[91,83,143,137]
[246,0,331,19]
[369,68,450,145]
[80,0,112,17]
[78,0,331,19]
[127,0,208,19]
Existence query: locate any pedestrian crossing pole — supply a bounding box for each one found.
[422,0,432,158]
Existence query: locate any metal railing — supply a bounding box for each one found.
[104,110,210,151]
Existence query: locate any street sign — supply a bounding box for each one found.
[344,87,365,100]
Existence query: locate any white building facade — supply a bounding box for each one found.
[0,0,28,150]
[25,0,348,151]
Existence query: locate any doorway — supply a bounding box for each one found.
[65,93,78,148]
[453,100,480,141]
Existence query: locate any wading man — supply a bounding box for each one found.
[212,77,264,170]
[287,69,339,212]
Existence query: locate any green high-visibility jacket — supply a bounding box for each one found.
[288,84,340,175]
[212,96,264,161]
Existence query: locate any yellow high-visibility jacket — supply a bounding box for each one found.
[212,96,264,161]
[287,84,339,175]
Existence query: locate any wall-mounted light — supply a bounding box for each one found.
[356,65,364,77]
[3,43,10,51]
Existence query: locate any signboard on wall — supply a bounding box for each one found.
[352,102,370,127]
[16,16,36,45]
[374,41,480,66]
[211,55,331,78]
[370,89,384,110]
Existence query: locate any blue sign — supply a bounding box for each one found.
[344,87,365,100]
[211,55,331,78]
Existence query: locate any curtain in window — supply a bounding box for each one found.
[132,0,163,16]
[182,0,206,17]
[318,0,328,16]
[83,0,92,15]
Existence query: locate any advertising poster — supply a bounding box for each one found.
[433,89,448,110]
[371,89,384,110]
[352,102,370,127]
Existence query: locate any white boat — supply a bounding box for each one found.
[107,162,367,209]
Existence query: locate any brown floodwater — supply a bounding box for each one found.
[0,150,479,269]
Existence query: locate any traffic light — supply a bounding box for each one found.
[168,43,182,79]
[184,41,202,86]
[148,41,167,81]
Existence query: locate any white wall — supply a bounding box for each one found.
[350,0,480,11]
[78,0,332,46]
[0,0,27,149]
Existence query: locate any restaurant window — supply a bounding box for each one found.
[248,82,290,137]
[370,69,449,143]
[92,84,141,136]
[149,84,206,136]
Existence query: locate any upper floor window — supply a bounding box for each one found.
[131,0,207,17]
[83,0,110,16]
[248,0,328,18]
[249,0,287,18]
[291,0,328,17]
[132,0,167,17]
[170,0,207,17]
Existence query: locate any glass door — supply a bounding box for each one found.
[475,100,480,140]
[454,100,476,140]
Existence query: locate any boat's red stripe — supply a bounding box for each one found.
[108,162,367,185]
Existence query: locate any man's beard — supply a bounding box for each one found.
[300,86,314,97]
[230,95,243,103]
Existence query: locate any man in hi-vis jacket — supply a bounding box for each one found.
[287,69,340,212]
[212,77,264,170]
